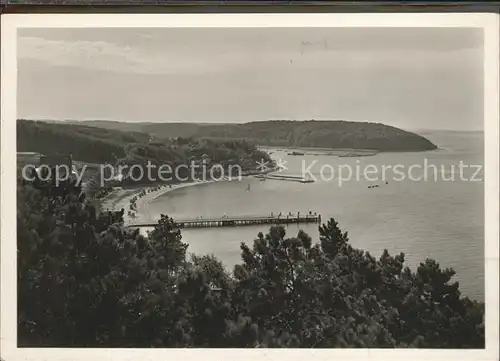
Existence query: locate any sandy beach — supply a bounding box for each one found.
[99,177,240,225]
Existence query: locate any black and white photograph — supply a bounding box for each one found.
[1,13,499,361]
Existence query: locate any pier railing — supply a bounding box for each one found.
[127,214,321,229]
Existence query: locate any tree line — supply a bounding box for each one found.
[17,174,484,348]
[60,119,438,152]
[17,120,272,185]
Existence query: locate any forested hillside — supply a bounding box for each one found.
[58,119,438,152]
[18,119,134,164]
[17,120,271,182]
[17,175,484,348]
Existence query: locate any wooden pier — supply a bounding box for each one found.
[254,174,314,183]
[127,214,321,229]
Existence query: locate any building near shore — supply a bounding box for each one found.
[83,175,101,197]
[17,151,42,168]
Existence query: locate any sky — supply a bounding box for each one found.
[17,27,484,130]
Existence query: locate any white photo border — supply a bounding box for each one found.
[1,12,499,361]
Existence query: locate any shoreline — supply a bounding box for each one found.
[99,171,276,225]
[99,179,225,225]
[259,145,438,154]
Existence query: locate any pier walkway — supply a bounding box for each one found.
[254,174,314,183]
[127,214,321,229]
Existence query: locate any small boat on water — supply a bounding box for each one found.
[287,151,305,156]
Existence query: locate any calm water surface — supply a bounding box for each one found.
[147,131,485,300]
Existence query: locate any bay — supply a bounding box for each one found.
[146,130,485,300]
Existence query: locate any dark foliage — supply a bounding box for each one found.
[17,119,272,185]
[58,119,438,152]
[17,177,483,348]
